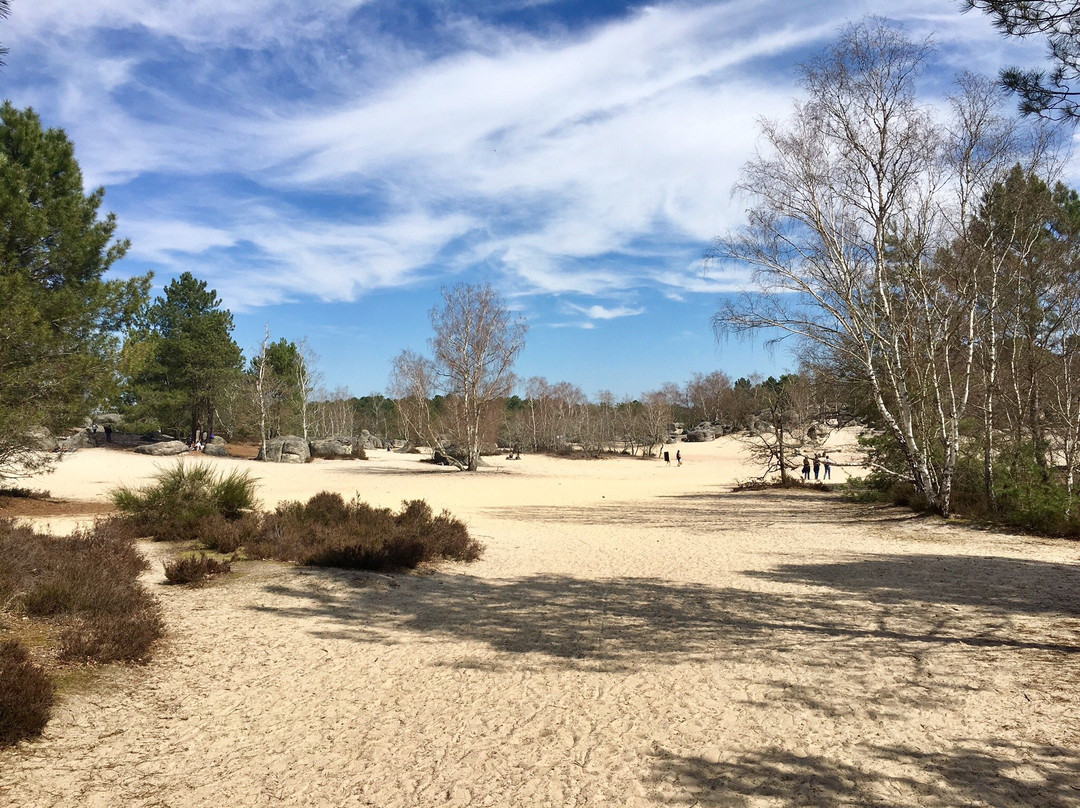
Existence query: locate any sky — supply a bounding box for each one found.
[0,0,1067,400]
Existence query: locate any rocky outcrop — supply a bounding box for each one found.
[309,437,354,459]
[686,422,719,442]
[134,440,189,456]
[203,441,229,457]
[356,430,382,451]
[257,435,310,463]
[140,432,176,443]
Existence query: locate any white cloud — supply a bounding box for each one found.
[2,0,1060,314]
[565,303,646,321]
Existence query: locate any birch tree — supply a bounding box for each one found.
[428,283,527,471]
[710,19,1043,515]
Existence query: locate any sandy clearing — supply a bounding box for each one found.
[2,435,1078,807]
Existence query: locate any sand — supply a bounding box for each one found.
[1,435,1078,807]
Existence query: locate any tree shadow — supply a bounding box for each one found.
[485,488,929,534]
[251,562,1079,678]
[647,742,1080,807]
[748,554,1080,617]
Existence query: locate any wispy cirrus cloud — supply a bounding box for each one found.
[1,0,1055,320]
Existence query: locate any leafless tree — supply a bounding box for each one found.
[295,338,322,441]
[388,350,437,448]
[254,325,270,459]
[427,283,527,471]
[710,18,1051,515]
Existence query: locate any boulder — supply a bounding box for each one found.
[140,431,176,443]
[309,437,353,459]
[28,427,57,452]
[357,430,381,450]
[135,440,189,456]
[203,443,229,457]
[258,435,310,463]
[685,428,716,442]
[57,429,92,451]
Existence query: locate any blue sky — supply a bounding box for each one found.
[0,0,1065,399]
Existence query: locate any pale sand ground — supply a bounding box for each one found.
[2,434,1079,807]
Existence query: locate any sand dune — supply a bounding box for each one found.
[2,435,1078,807]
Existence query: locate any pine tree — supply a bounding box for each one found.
[0,103,148,477]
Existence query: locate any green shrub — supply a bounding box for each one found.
[163,553,232,585]
[244,493,482,570]
[0,640,54,747]
[111,461,258,541]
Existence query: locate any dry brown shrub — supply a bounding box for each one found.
[163,553,232,585]
[0,640,55,747]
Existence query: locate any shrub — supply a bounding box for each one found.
[58,606,164,663]
[0,487,49,500]
[196,513,259,554]
[245,492,482,570]
[163,553,232,585]
[0,640,54,747]
[0,519,164,665]
[111,462,258,541]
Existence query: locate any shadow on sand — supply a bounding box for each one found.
[249,523,1080,806]
[252,549,1080,672]
[647,743,1080,807]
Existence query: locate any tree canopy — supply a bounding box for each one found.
[964,1,1080,119]
[122,272,242,439]
[0,102,148,477]
[0,1,10,67]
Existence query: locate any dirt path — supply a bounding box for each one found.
[2,448,1079,806]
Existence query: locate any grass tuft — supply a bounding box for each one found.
[110,462,258,541]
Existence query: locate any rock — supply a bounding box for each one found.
[686,428,716,442]
[356,430,381,450]
[309,437,353,459]
[134,440,189,456]
[209,435,226,446]
[57,429,92,452]
[203,443,229,457]
[28,427,57,451]
[257,435,310,463]
[140,431,176,443]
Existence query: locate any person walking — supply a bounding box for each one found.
[104,424,112,443]
[823,455,831,479]
[676,449,682,466]
[802,456,811,480]
[813,455,821,480]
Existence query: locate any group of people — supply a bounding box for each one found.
[801,453,831,480]
[661,449,683,466]
[89,423,113,442]
[187,430,213,452]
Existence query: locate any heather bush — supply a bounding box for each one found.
[245,492,482,570]
[163,553,232,585]
[111,462,258,541]
[0,640,54,747]
[58,606,164,663]
[0,519,164,665]
[196,513,260,554]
